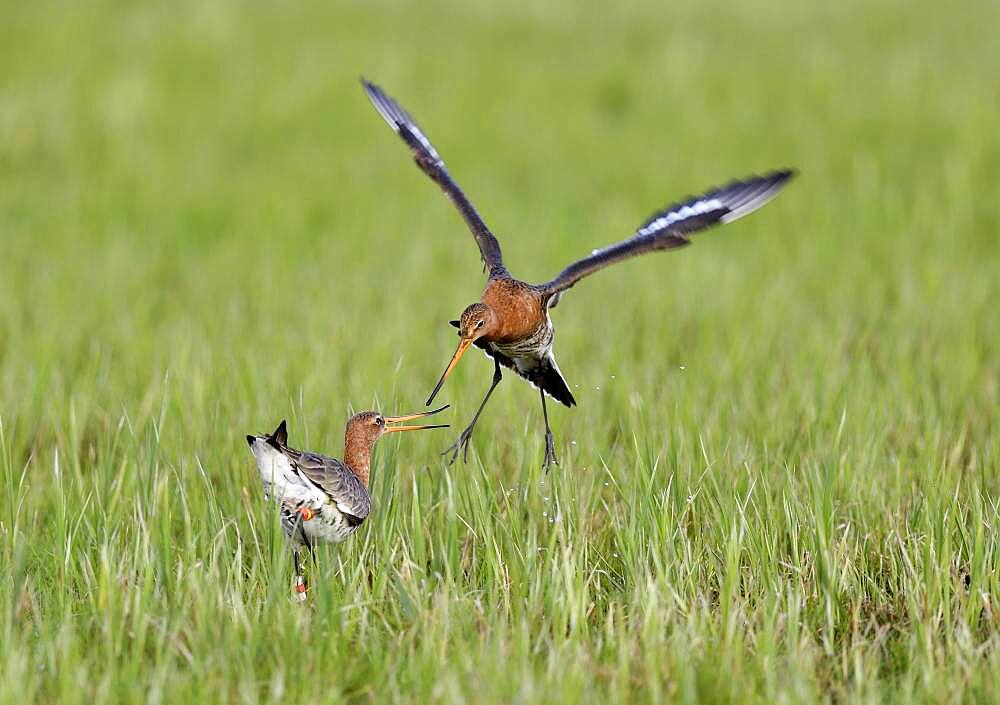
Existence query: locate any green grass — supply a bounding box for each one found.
[2,0,999,702]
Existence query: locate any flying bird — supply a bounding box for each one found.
[362,78,794,469]
[246,406,448,598]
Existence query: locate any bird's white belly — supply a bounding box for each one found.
[302,504,362,544]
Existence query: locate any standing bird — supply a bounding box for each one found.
[362,79,795,469]
[246,406,448,599]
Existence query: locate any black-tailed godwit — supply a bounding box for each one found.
[363,79,794,469]
[246,406,448,598]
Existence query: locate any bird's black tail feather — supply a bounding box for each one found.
[534,357,576,408]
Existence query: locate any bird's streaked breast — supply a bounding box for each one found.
[492,318,554,361]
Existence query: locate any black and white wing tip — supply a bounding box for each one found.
[360,77,442,164]
[717,169,796,224]
[635,169,796,238]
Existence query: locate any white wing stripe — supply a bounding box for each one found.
[636,197,724,237]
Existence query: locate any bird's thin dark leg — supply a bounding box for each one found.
[442,358,502,465]
[293,547,308,602]
[291,512,311,602]
[540,389,558,471]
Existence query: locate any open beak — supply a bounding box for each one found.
[383,404,450,433]
[426,338,473,405]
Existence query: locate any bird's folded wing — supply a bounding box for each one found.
[538,170,795,295]
[362,79,508,279]
[291,451,372,521]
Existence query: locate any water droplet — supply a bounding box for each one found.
[679,366,686,371]
[542,511,548,517]
[543,496,549,502]
[610,375,615,379]
[570,440,577,446]
[613,553,619,558]
[595,386,601,391]
[604,481,609,486]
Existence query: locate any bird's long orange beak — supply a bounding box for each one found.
[426,338,473,406]
[383,404,450,433]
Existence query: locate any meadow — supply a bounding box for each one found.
[1,0,998,702]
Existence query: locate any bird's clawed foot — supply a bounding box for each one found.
[441,426,475,465]
[542,430,559,472]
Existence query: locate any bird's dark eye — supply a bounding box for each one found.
[375,416,384,426]
[476,320,484,328]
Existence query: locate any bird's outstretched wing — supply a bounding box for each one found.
[538,170,795,296]
[362,79,508,279]
[288,450,372,523]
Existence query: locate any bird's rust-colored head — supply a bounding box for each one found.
[344,406,449,485]
[426,303,499,405]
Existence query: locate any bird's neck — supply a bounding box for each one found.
[343,435,372,488]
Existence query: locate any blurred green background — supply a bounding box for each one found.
[1,0,998,703]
